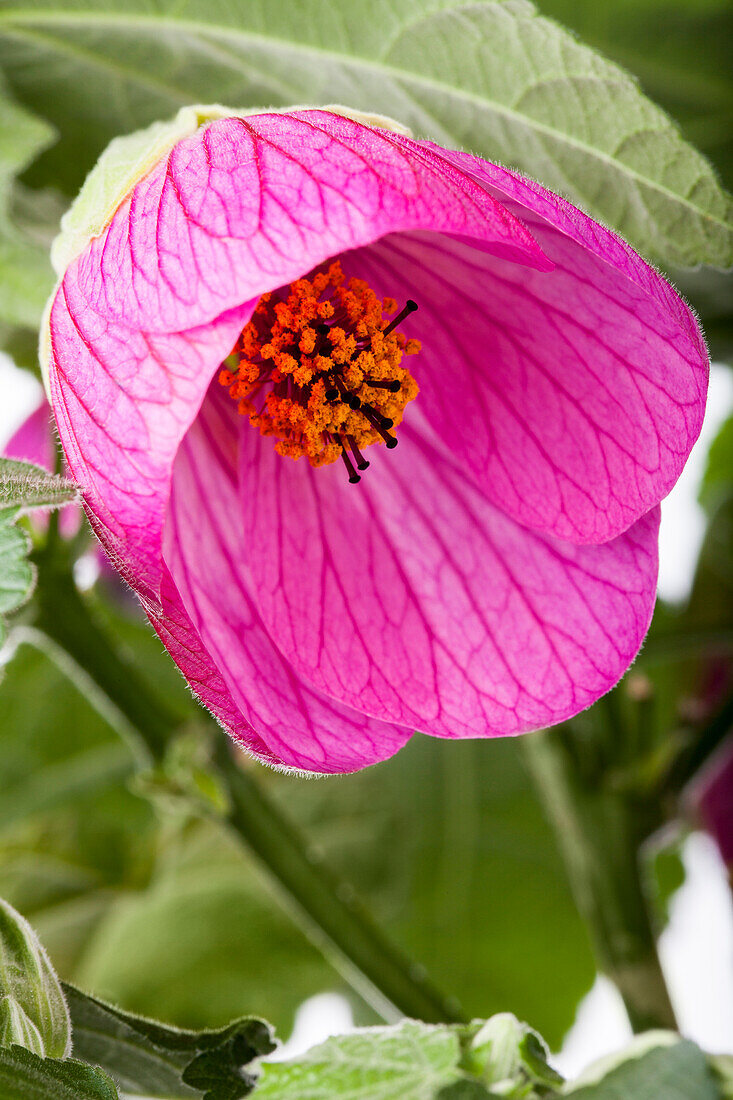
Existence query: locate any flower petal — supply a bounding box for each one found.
[162,387,412,773]
[239,409,660,739]
[4,403,55,469]
[68,110,549,337]
[48,276,251,597]
[341,158,707,543]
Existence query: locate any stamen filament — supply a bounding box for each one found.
[346,435,370,471]
[340,446,361,484]
[382,299,417,337]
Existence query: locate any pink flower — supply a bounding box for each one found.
[45,109,708,773]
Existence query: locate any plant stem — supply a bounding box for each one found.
[30,546,463,1025]
[217,741,463,1024]
[523,727,677,1033]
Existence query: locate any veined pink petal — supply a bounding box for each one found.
[70,111,549,337]
[406,147,708,543]
[239,404,660,738]
[163,388,412,772]
[5,402,55,469]
[49,289,252,597]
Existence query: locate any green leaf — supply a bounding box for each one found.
[466,1014,562,1094]
[254,1016,561,1100]
[0,1044,119,1100]
[535,0,733,192]
[0,0,730,266]
[0,79,56,360]
[0,897,70,1058]
[0,461,76,646]
[0,509,33,647]
[0,458,77,512]
[565,1033,720,1099]
[254,1020,469,1100]
[63,983,274,1100]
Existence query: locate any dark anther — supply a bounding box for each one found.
[364,378,401,393]
[325,387,339,401]
[316,322,330,335]
[362,402,393,430]
[346,394,362,410]
[360,405,399,448]
[382,298,418,337]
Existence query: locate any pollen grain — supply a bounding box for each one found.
[218,261,420,483]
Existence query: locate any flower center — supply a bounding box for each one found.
[218,260,420,483]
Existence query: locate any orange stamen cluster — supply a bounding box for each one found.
[218,260,420,482]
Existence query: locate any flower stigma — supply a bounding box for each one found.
[218,261,421,483]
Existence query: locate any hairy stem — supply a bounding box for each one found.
[523,726,677,1033]
[31,545,463,1025]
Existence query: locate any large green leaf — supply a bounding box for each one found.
[64,984,274,1100]
[0,78,56,367]
[76,734,594,1048]
[0,0,730,266]
[0,622,593,1049]
[536,0,733,192]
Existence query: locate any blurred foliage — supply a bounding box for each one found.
[0,607,595,1048]
[64,982,274,1100]
[536,0,733,361]
[537,0,733,190]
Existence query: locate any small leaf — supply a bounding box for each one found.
[0,457,77,512]
[566,1033,719,1099]
[0,1044,119,1100]
[63,983,275,1100]
[0,897,71,1058]
[465,1013,563,1093]
[0,509,33,647]
[0,997,45,1056]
